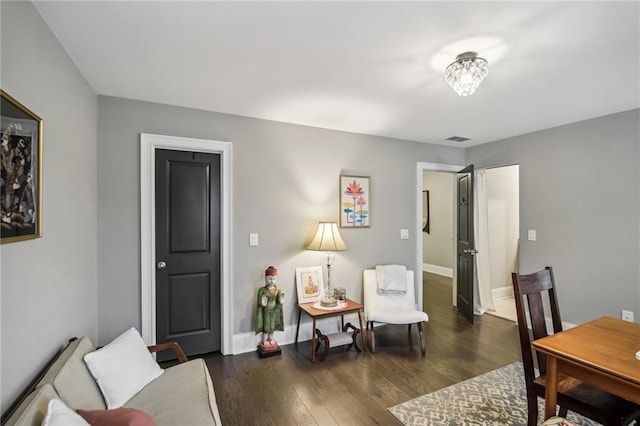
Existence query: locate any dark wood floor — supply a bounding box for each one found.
[201,272,521,425]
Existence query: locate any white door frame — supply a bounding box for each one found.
[416,161,464,310]
[140,133,233,355]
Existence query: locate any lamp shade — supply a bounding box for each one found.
[306,222,348,251]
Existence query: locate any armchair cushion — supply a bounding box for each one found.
[366,307,428,324]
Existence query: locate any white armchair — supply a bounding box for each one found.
[363,268,429,354]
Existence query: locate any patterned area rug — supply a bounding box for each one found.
[388,362,600,425]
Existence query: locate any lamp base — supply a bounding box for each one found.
[320,296,338,308]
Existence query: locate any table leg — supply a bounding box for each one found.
[544,356,558,419]
[295,308,302,344]
[357,310,366,351]
[311,318,317,363]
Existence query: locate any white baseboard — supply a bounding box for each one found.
[232,313,362,355]
[422,263,453,277]
[492,285,513,300]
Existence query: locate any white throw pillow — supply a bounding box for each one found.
[42,398,89,426]
[83,327,163,409]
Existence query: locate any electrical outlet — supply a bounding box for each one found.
[621,310,634,322]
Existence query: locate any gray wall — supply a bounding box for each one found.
[467,109,640,324]
[1,1,98,409]
[97,96,464,344]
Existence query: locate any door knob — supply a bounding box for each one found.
[463,249,479,255]
[157,261,167,270]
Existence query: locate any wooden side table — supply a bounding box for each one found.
[295,298,366,363]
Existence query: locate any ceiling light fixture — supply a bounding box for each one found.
[445,51,489,96]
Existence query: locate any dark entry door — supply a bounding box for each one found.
[155,149,221,359]
[456,165,475,324]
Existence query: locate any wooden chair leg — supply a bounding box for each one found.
[527,397,538,426]
[417,322,426,355]
[368,321,376,353]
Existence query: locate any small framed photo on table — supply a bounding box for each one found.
[295,266,324,304]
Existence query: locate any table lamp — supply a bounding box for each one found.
[305,222,348,307]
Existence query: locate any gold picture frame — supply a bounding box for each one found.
[1,90,43,243]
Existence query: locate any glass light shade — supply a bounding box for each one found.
[445,52,489,97]
[305,222,348,251]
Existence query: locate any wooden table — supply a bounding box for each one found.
[295,298,365,363]
[532,316,640,419]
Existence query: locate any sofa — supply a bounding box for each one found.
[3,331,222,425]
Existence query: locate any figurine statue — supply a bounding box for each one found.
[256,266,284,352]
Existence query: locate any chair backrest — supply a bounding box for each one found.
[363,269,416,314]
[511,267,563,383]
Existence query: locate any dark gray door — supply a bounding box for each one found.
[155,149,221,359]
[456,165,475,324]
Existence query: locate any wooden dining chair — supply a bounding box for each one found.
[512,267,640,426]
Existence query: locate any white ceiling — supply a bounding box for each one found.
[33,1,639,147]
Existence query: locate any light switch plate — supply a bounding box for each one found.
[400,229,409,239]
[527,230,536,241]
[249,233,259,246]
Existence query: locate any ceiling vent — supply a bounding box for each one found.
[446,136,471,143]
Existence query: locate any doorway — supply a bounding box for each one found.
[154,149,221,358]
[418,164,519,322]
[140,134,233,355]
[481,165,519,322]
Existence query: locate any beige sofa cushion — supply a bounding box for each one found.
[36,338,82,389]
[4,383,59,426]
[124,358,222,426]
[40,336,106,410]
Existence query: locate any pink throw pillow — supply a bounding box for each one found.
[77,408,156,426]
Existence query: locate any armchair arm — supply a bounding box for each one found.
[147,341,188,364]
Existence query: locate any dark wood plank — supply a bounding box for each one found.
[196,272,520,425]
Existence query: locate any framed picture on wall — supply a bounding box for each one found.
[423,190,430,233]
[295,266,324,303]
[340,175,370,228]
[1,90,43,243]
